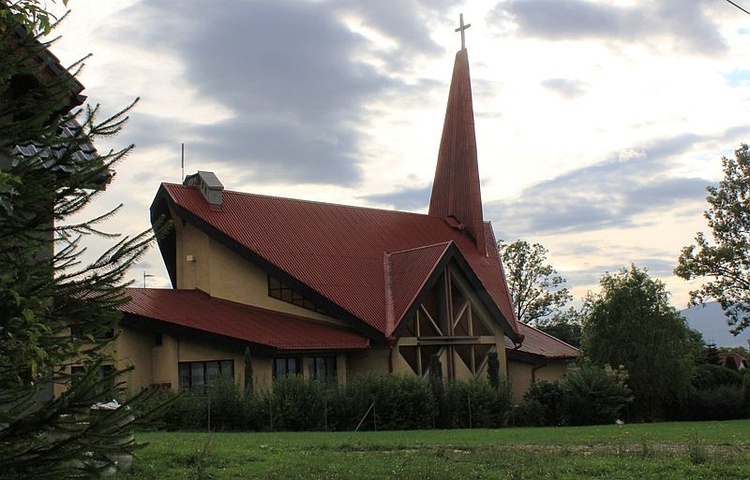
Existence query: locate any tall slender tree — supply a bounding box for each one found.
[0,7,166,478]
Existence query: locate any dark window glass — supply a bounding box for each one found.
[307,356,337,383]
[267,275,327,314]
[273,357,300,378]
[178,360,234,394]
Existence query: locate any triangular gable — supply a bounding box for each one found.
[385,242,452,337]
[390,242,519,341]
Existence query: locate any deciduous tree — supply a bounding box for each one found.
[497,239,572,324]
[676,144,750,334]
[582,265,700,420]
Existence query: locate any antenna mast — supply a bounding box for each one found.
[181,143,185,181]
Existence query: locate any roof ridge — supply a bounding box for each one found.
[163,182,437,217]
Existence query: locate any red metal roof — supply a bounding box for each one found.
[156,183,520,342]
[120,288,370,351]
[429,48,486,255]
[506,322,580,360]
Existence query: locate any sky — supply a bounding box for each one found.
[46,0,750,331]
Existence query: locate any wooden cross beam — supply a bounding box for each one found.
[455,13,471,50]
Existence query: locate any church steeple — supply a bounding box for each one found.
[428,17,486,255]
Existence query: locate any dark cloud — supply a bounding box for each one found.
[486,133,713,237]
[113,0,445,187]
[358,184,431,211]
[541,78,589,99]
[488,0,726,56]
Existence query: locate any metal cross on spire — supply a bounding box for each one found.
[455,13,471,50]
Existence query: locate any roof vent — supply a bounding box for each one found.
[183,171,224,206]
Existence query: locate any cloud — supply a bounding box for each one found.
[541,78,589,98]
[112,0,446,187]
[486,133,714,237]
[358,184,431,211]
[488,0,726,56]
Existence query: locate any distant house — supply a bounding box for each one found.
[111,43,578,396]
[718,352,748,370]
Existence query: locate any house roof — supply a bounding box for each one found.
[120,288,370,352]
[150,45,522,345]
[506,322,580,361]
[153,185,521,343]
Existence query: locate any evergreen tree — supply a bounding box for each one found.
[0,9,166,478]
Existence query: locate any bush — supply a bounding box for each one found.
[520,381,565,426]
[443,378,507,428]
[330,373,434,431]
[562,365,632,426]
[258,375,329,431]
[681,384,744,421]
[692,364,743,390]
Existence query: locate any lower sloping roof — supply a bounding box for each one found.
[506,322,580,362]
[119,288,370,352]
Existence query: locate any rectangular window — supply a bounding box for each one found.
[307,356,337,383]
[267,275,327,314]
[178,360,234,394]
[273,357,301,378]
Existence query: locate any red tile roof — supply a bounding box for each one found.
[506,323,580,360]
[120,288,370,351]
[154,184,521,342]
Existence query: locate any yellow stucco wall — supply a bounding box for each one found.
[173,212,343,327]
[507,358,573,402]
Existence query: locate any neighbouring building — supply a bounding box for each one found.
[108,37,579,398]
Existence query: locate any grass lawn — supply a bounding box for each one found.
[119,420,750,479]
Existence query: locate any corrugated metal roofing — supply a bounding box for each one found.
[385,243,452,335]
[506,323,580,359]
[121,288,370,351]
[428,49,486,255]
[158,183,520,341]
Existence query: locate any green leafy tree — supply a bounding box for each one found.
[582,265,700,420]
[675,144,750,334]
[497,239,572,324]
[0,10,166,479]
[536,306,584,348]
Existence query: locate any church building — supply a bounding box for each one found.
[113,28,578,399]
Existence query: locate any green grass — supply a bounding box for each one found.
[119,420,750,479]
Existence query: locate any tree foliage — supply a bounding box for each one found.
[497,239,572,324]
[675,144,750,334]
[0,11,166,479]
[582,265,700,421]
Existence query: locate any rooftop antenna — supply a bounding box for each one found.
[143,271,154,288]
[181,143,185,182]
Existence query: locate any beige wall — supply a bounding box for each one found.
[507,358,573,402]
[173,211,344,327]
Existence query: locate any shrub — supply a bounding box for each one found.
[692,364,743,390]
[682,384,744,421]
[331,373,434,431]
[521,381,565,426]
[444,378,503,428]
[562,364,632,426]
[258,375,328,431]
